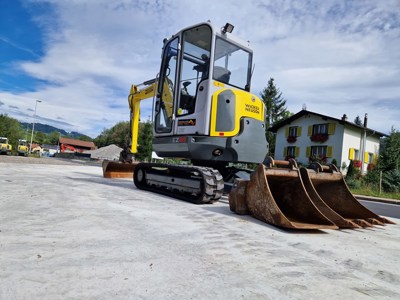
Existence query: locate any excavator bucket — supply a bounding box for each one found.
[102,160,138,179]
[301,163,395,227]
[232,162,338,230]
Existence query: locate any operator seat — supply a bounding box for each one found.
[213,66,231,84]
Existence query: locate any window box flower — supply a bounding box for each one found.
[287,135,297,143]
[353,160,362,168]
[309,155,327,164]
[310,134,328,143]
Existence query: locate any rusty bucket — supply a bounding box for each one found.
[239,162,338,230]
[304,163,395,227]
[102,160,138,179]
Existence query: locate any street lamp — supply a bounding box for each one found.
[29,100,42,153]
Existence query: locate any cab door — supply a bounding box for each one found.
[154,37,179,135]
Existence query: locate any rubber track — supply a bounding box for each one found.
[133,162,224,204]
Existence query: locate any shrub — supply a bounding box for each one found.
[331,158,338,168]
[346,160,355,178]
[362,169,380,189]
[346,177,361,189]
[382,170,400,193]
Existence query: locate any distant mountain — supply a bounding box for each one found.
[20,122,92,140]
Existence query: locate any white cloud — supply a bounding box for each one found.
[1,0,399,137]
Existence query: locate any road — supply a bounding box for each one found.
[361,200,400,219]
[1,159,400,299]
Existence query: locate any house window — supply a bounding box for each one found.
[289,126,298,137]
[311,146,327,157]
[354,149,360,160]
[313,123,328,135]
[287,146,296,157]
[368,153,374,163]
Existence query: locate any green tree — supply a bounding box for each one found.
[48,131,61,145]
[378,127,400,172]
[136,121,153,162]
[94,121,130,148]
[0,114,24,151]
[94,120,153,161]
[260,78,289,156]
[35,131,46,144]
[77,134,93,142]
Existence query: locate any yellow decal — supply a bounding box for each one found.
[210,88,264,137]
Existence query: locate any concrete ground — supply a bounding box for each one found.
[1,157,400,299]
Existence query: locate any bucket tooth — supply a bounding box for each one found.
[304,166,395,227]
[102,160,138,178]
[366,218,385,226]
[353,219,373,227]
[377,217,396,225]
[242,164,338,230]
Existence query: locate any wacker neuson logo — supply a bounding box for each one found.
[245,104,260,114]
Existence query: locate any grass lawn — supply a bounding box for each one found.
[350,187,400,200]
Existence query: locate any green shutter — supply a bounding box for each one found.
[327,146,333,158]
[328,123,336,135]
[297,127,302,137]
[349,148,355,160]
[295,147,300,157]
[285,127,289,137]
[306,147,311,157]
[308,125,312,136]
[283,147,287,157]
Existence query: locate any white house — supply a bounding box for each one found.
[268,110,388,173]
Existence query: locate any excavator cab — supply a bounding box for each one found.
[152,22,268,167]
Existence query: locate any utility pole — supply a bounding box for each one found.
[361,113,368,174]
[29,100,42,153]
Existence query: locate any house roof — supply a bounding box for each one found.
[268,110,388,137]
[59,137,96,149]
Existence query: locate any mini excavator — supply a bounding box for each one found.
[103,21,394,230]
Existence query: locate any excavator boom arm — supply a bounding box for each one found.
[128,81,157,154]
[127,77,174,154]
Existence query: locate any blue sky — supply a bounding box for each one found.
[0,0,399,138]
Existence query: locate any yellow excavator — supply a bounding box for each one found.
[0,137,12,155]
[103,21,394,230]
[17,139,29,156]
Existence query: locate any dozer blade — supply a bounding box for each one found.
[240,163,338,230]
[102,160,138,179]
[305,164,395,227]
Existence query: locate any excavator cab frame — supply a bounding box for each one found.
[152,22,267,166]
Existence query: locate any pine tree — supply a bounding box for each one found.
[260,78,289,156]
[379,127,400,172]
